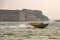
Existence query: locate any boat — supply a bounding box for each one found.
[28,22,49,28]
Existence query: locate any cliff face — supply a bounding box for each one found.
[0,9,49,21]
[21,9,49,21]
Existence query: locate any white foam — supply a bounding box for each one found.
[0,24,34,28]
[17,24,34,28]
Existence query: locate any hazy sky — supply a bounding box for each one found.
[0,0,60,20]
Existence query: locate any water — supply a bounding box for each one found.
[46,22,60,29]
[0,21,60,29]
[0,21,60,40]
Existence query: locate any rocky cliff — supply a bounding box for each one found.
[21,9,49,21]
[0,9,49,21]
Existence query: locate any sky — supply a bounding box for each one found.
[0,0,60,20]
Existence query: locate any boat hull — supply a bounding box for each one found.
[28,23,49,28]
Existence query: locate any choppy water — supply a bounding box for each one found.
[0,21,60,29]
[47,22,60,29]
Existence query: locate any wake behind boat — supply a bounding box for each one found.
[0,22,49,29]
[17,23,34,28]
